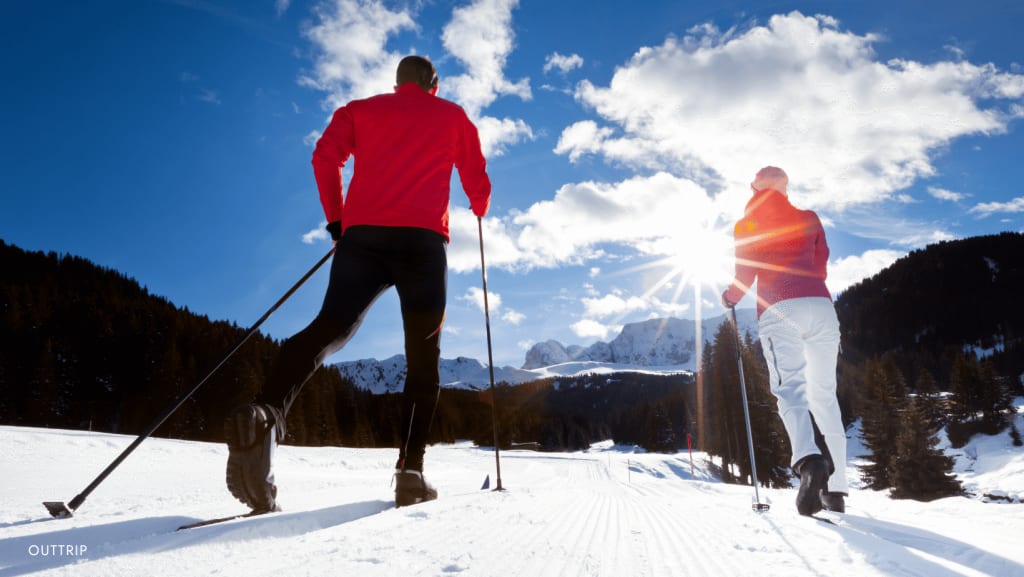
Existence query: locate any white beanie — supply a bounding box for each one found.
[751,166,788,195]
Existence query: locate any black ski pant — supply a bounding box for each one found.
[255,225,447,472]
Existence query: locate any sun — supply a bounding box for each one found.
[628,222,736,308]
[665,224,736,292]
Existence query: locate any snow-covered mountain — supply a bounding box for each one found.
[334,312,755,393]
[333,355,541,393]
[523,311,758,370]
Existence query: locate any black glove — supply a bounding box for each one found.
[326,221,342,242]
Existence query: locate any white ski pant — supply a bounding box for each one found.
[758,297,848,494]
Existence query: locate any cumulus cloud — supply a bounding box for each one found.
[298,0,416,108]
[461,286,498,313]
[441,0,534,156]
[560,12,1024,212]
[502,309,526,325]
[554,120,616,162]
[441,0,531,114]
[299,0,532,157]
[581,292,649,318]
[302,222,330,244]
[544,52,584,74]
[461,286,521,325]
[511,172,719,268]
[448,207,525,273]
[571,318,617,340]
[828,249,905,294]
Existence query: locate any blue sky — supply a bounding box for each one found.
[3,0,1023,368]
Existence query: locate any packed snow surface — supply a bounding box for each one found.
[2,407,1022,577]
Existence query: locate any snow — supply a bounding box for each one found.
[2,403,1022,577]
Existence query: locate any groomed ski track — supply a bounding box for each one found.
[2,426,1021,577]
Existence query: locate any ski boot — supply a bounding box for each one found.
[225,404,279,513]
[394,469,438,508]
[794,454,828,516]
[820,491,846,513]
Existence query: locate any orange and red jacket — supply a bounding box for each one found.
[312,83,491,241]
[724,188,832,318]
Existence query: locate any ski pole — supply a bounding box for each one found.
[44,247,336,518]
[729,306,769,512]
[477,216,503,491]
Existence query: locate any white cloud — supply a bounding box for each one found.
[441,0,531,116]
[300,0,533,157]
[828,249,905,294]
[511,172,719,268]
[441,0,534,156]
[302,222,330,244]
[502,309,526,325]
[544,52,584,74]
[571,318,616,340]
[303,130,321,147]
[461,286,501,314]
[842,209,956,247]
[275,0,291,17]
[969,196,1024,217]
[581,293,648,318]
[299,0,416,108]
[554,120,616,163]
[447,207,524,273]
[928,186,968,202]
[474,116,534,158]
[560,12,1024,212]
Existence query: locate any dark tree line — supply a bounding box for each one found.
[0,240,694,453]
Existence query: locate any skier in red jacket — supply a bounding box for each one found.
[225,55,491,512]
[722,166,847,516]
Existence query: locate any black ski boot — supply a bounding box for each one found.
[794,455,828,516]
[394,469,438,508]
[225,404,279,513]
[821,491,846,513]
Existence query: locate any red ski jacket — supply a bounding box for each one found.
[724,189,832,318]
[312,83,491,241]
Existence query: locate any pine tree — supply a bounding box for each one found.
[644,403,676,453]
[859,356,906,490]
[913,367,944,430]
[949,351,983,422]
[704,321,742,480]
[889,396,963,501]
[979,359,1013,431]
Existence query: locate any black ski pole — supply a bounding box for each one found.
[729,306,770,512]
[44,247,336,518]
[477,217,503,491]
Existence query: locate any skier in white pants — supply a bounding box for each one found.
[722,166,847,515]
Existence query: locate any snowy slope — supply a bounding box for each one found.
[2,402,1022,577]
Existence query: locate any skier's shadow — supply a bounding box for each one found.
[764,512,1023,577]
[0,500,392,577]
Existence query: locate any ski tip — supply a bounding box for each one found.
[43,501,73,519]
